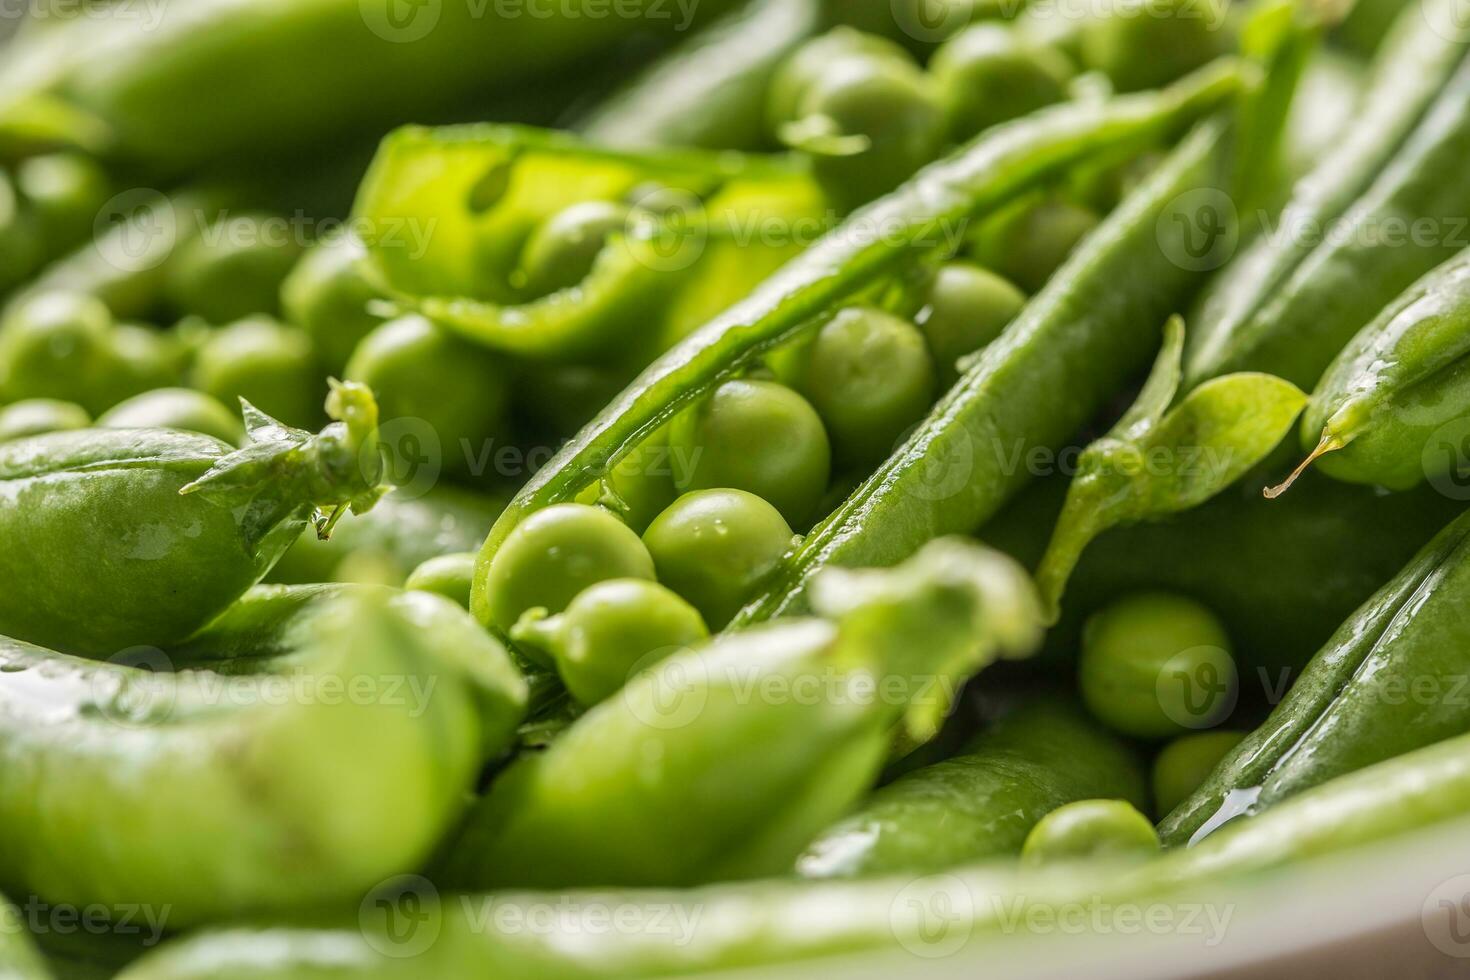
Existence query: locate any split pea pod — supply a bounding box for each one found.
[735,115,1233,625]
[441,538,1041,890]
[1184,0,1470,388]
[0,382,383,655]
[469,62,1245,629]
[1160,509,1470,846]
[0,585,526,928]
[117,729,1470,979]
[796,696,1146,878]
[351,126,826,362]
[1278,248,1470,492]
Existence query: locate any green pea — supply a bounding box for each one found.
[642,488,796,629]
[512,578,709,706]
[345,314,510,478]
[669,378,831,528]
[0,399,90,443]
[280,232,384,373]
[931,24,1074,142]
[482,502,656,633]
[970,195,1101,293]
[766,28,913,139]
[97,387,245,444]
[404,552,479,610]
[516,201,631,298]
[1080,0,1231,93]
[14,152,110,254]
[804,306,935,468]
[1152,731,1246,818]
[918,262,1026,386]
[784,52,946,211]
[0,290,115,412]
[1079,592,1237,739]
[188,315,321,429]
[166,211,304,323]
[1020,799,1160,866]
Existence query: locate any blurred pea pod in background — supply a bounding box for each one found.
[0,0,746,173]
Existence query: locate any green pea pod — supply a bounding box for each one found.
[0,381,384,655]
[735,114,1234,626]
[352,125,826,361]
[796,696,1145,878]
[470,62,1245,627]
[1159,509,1470,846]
[1274,247,1470,493]
[0,892,50,980]
[0,585,525,928]
[577,0,825,150]
[1034,316,1306,617]
[441,538,1041,889]
[0,0,741,171]
[1184,0,1470,388]
[116,729,1470,979]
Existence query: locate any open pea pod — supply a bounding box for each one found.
[352,125,827,361]
[1034,316,1306,617]
[1161,508,1470,846]
[468,61,1245,627]
[1273,247,1470,493]
[441,538,1041,890]
[735,111,1238,626]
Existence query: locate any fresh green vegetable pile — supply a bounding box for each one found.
[4,0,1470,976]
